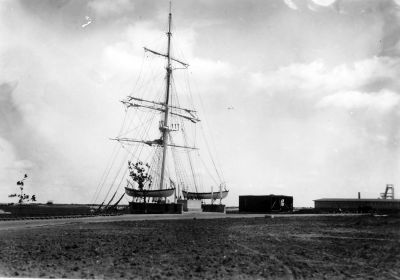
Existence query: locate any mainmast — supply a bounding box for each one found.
[159,7,173,190]
[114,4,196,192]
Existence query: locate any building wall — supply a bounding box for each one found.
[239,195,293,213]
[314,200,400,211]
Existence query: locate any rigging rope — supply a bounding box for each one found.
[92,107,129,205]
[186,66,226,184]
[97,53,164,206]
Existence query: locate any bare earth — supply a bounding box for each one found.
[0,214,399,279]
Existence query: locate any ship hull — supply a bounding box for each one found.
[129,202,182,214]
[125,187,175,198]
[182,190,229,200]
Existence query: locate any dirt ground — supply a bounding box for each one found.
[0,215,399,279]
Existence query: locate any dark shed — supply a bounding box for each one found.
[239,195,293,213]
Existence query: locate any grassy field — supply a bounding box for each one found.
[0,215,399,279]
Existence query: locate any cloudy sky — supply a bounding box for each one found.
[1,0,399,207]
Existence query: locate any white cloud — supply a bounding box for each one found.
[310,0,337,7]
[283,0,299,10]
[0,137,20,201]
[249,57,399,96]
[188,58,234,98]
[192,59,233,79]
[307,0,337,12]
[307,2,319,12]
[0,138,15,170]
[317,89,400,112]
[12,159,34,170]
[99,43,139,82]
[88,0,133,18]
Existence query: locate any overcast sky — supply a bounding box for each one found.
[1,0,399,207]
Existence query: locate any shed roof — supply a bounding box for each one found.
[240,195,293,198]
[314,198,400,202]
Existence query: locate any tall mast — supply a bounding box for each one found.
[159,5,172,190]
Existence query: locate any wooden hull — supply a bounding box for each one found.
[125,187,175,198]
[129,202,183,214]
[182,190,229,200]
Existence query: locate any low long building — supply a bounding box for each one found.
[314,198,400,212]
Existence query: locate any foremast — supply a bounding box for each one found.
[159,9,173,190]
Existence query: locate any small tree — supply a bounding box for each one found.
[8,174,36,204]
[128,161,152,191]
[128,161,152,207]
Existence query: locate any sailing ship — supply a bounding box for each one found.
[94,6,228,210]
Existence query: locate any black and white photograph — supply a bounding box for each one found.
[0,0,399,279]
